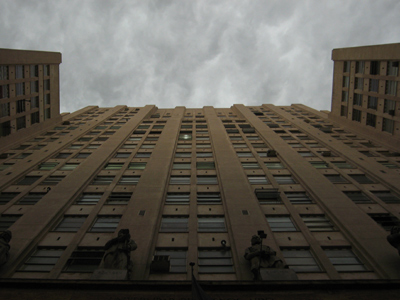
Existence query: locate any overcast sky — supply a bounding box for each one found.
[1,0,399,113]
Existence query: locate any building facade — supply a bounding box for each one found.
[0,49,62,153]
[0,45,400,299]
[330,43,400,150]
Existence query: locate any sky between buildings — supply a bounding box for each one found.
[1,0,399,113]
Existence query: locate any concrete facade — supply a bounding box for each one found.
[330,43,400,150]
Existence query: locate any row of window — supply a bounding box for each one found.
[343,60,399,77]
[16,246,366,274]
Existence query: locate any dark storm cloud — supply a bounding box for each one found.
[1,0,399,113]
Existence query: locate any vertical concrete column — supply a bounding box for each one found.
[119,107,185,280]
[204,106,279,280]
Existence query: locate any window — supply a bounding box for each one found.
[342,91,348,102]
[324,175,347,183]
[370,61,379,75]
[248,176,268,185]
[196,152,212,158]
[332,161,353,169]
[141,144,155,149]
[15,82,25,96]
[170,176,191,185]
[384,99,396,115]
[356,61,365,74]
[382,118,394,134]
[17,193,46,205]
[90,216,121,232]
[343,191,373,204]
[63,247,104,273]
[197,176,218,185]
[385,80,397,96]
[265,162,284,169]
[135,152,151,158]
[154,249,187,273]
[60,163,79,171]
[176,152,192,158]
[0,102,10,117]
[121,144,136,149]
[18,248,65,272]
[0,192,20,205]
[0,84,9,99]
[196,162,215,170]
[274,175,296,184]
[114,153,131,158]
[255,189,281,204]
[0,215,21,231]
[349,174,374,184]
[128,162,146,170]
[237,152,253,158]
[233,143,247,148]
[160,217,188,232]
[54,216,87,232]
[197,193,221,204]
[91,176,114,185]
[266,215,296,232]
[106,193,132,204]
[379,162,399,169]
[40,176,64,186]
[76,193,102,205]
[366,113,376,127]
[198,217,226,232]
[241,162,260,169]
[353,93,363,106]
[104,163,124,170]
[16,116,26,130]
[179,133,192,140]
[372,191,400,204]
[166,193,190,205]
[16,99,26,113]
[369,214,400,231]
[0,65,9,79]
[75,153,91,159]
[198,249,234,273]
[177,144,192,149]
[343,76,349,88]
[298,151,314,157]
[281,248,321,273]
[324,248,366,272]
[352,109,362,122]
[196,144,211,148]
[309,162,329,169]
[387,61,399,76]
[118,176,140,185]
[301,215,335,231]
[173,163,191,170]
[38,162,59,170]
[343,61,350,73]
[355,77,363,90]
[16,176,41,185]
[285,192,313,204]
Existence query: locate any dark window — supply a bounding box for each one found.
[343,191,373,204]
[372,191,400,204]
[63,247,104,273]
[17,193,46,205]
[91,176,114,185]
[285,192,313,204]
[90,216,121,232]
[0,192,20,205]
[198,249,234,273]
[166,193,190,205]
[106,193,132,204]
[370,61,379,75]
[160,217,188,232]
[54,215,87,232]
[197,193,221,205]
[40,176,65,186]
[266,215,297,232]
[76,194,102,205]
[349,174,374,184]
[197,176,218,185]
[325,175,347,183]
[324,248,367,272]
[0,215,21,231]
[198,217,226,232]
[16,176,41,185]
[369,213,400,231]
[18,248,64,272]
[281,248,322,273]
[301,215,335,231]
[154,249,187,273]
[255,189,281,204]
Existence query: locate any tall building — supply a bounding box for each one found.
[0,49,62,151]
[330,43,400,149]
[0,45,400,299]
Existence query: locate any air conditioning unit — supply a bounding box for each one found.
[389,109,395,116]
[267,150,277,157]
[304,119,310,123]
[150,255,170,273]
[322,151,331,157]
[62,121,71,125]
